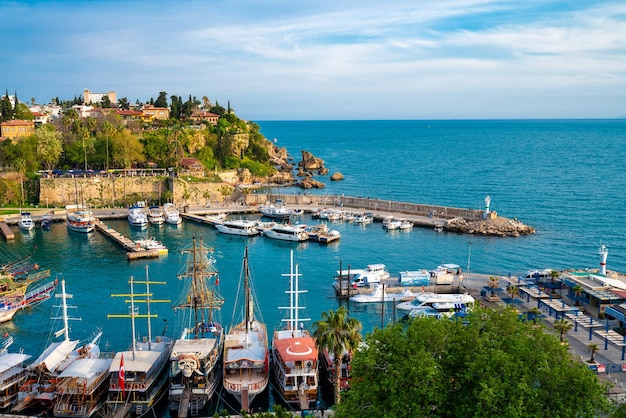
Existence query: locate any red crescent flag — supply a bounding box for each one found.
[119,354,125,397]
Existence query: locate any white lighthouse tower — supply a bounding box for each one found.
[598,244,608,275]
[484,195,491,219]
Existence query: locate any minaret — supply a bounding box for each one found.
[598,244,608,275]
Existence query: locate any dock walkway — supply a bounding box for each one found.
[93,219,159,260]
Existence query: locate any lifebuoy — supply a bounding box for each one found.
[140,384,146,389]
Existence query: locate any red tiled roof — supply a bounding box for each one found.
[0,119,34,126]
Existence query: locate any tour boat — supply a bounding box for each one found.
[169,235,224,416]
[223,247,269,412]
[259,199,294,220]
[0,278,57,323]
[17,212,35,231]
[215,219,260,236]
[0,334,31,409]
[41,213,52,230]
[147,206,165,225]
[65,205,95,233]
[104,267,173,418]
[163,203,182,225]
[263,224,309,242]
[271,251,319,409]
[13,280,99,415]
[127,205,148,228]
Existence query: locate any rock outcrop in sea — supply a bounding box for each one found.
[446,217,536,237]
[330,172,344,181]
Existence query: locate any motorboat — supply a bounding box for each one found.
[127,205,148,228]
[163,203,182,225]
[408,300,473,319]
[399,220,414,230]
[255,221,277,234]
[41,213,52,230]
[259,199,294,220]
[382,217,402,230]
[307,223,341,243]
[104,267,172,418]
[147,206,165,225]
[353,213,373,224]
[215,219,260,236]
[349,283,417,303]
[65,205,95,233]
[263,224,309,242]
[223,247,269,412]
[271,251,319,409]
[134,237,168,254]
[396,293,475,313]
[335,263,390,287]
[17,212,35,231]
[169,236,224,415]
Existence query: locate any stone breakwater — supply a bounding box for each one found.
[446,216,536,237]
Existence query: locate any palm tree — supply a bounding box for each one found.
[506,285,520,300]
[588,343,600,363]
[553,318,573,343]
[571,285,584,306]
[487,276,500,298]
[527,307,542,324]
[549,269,560,284]
[313,306,362,405]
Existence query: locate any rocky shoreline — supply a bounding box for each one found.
[446,216,536,237]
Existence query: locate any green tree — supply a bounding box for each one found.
[588,343,599,363]
[101,95,112,108]
[335,306,612,418]
[572,285,584,306]
[506,284,520,301]
[15,157,26,207]
[154,91,168,108]
[111,128,145,171]
[35,125,63,171]
[117,97,130,110]
[553,318,574,343]
[313,306,362,405]
[1,90,13,122]
[14,103,33,120]
[487,275,500,297]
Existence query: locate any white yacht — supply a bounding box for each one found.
[163,203,182,225]
[263,224,309,242]
[259,199,294,220]
[147,206,165,225]
[396,293,475,313]
[128,205,148,228]
[17,212,35,231]
[215,219,260,236]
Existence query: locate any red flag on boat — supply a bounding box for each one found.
[215,276,219,286]
[119,354,125,397]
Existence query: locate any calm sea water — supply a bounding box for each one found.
[2,119,625,412]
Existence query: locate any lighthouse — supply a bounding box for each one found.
[484,195,491,219]
[598,244,608,275]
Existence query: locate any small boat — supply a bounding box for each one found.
[399,220,414,230]
[17,212,35,231]
[271,251,319,409]
[263,224,309,242]
[215,219,260,236]
[382,217,402,230]
[353,213,373,224]
[407,300,473,319]
[66,205,95,233]
[255,221,277,234]
[103,267,173,418]
[349,284,418,304]
[223,247,269,412]
[205,213,228,226]
[307,224,341,243]
[169,236,224,416]
[434,223,445,232]
[133,237,168,254]
[259,199,294,220]
[147,206,165,225]
[335,263,390,288]
[163,203,182,225]
[41,213,52,230]
[127,205,148,228]
[396,293,475,313]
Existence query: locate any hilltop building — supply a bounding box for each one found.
[84,88,117,105]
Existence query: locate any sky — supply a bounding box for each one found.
[1,0,625,120]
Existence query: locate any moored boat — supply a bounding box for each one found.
[103,267,173,418]
[163,203,182,225]
[0,334,32,409]
[215,219,260,236]
[127,206,148,229]
[263,224,309,242]
[65,205,95,233]
[271,251,318,409]
[223,247,269,412]
[396,292,475,313]
[147,206,165,226]
[307,224,341,244]
[133,237,168,255]
[41,213,52,230]
[259,199,294,220]
[0,277,58,323]
[17,212,35,231]
[169,236,224,417]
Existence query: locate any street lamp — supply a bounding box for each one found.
[467,241,473,282]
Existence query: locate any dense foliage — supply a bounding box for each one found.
[335,306,612,418]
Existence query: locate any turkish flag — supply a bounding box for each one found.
[119,354,125,397]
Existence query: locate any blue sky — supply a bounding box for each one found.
[1,0,625,120]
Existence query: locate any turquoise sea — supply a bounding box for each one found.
[2,119,626,413]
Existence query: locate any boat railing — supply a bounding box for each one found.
[225,374,268,394]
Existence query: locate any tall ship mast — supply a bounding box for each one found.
[169,235,224,417]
